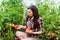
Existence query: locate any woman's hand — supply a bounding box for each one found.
[16,25,26,30]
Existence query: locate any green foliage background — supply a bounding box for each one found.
[36,0,60,40]
[0,0,60,40]
[0,0,25,40]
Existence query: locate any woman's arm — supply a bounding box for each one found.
[17,25,26,30]
[32,30,44,34]
[26,30,44,34]
[9,23,26,30]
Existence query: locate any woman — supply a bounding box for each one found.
[16,5,44,40]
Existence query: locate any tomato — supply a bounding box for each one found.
[26,27,32,33]
[26,27,31,30]
[13,25,19,30]
[47,32,56,37]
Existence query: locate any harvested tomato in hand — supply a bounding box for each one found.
[26,27,32,34]
[13,25,19,30]
[26,27,32,31]
[9,24,21,30]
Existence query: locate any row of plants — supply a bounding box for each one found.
[0,0,25,40]
[36,0,60,40]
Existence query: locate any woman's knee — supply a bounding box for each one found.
[16,31,27,39]
[16,31,21,37]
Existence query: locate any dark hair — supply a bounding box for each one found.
[26,5,40,29]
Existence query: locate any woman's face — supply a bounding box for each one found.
[27,9,33,17]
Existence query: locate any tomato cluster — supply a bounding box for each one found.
[26,27,32,32]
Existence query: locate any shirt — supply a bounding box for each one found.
[26,17,43,38]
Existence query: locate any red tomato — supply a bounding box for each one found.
[26,27,32,31]
[13,25,19,30]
